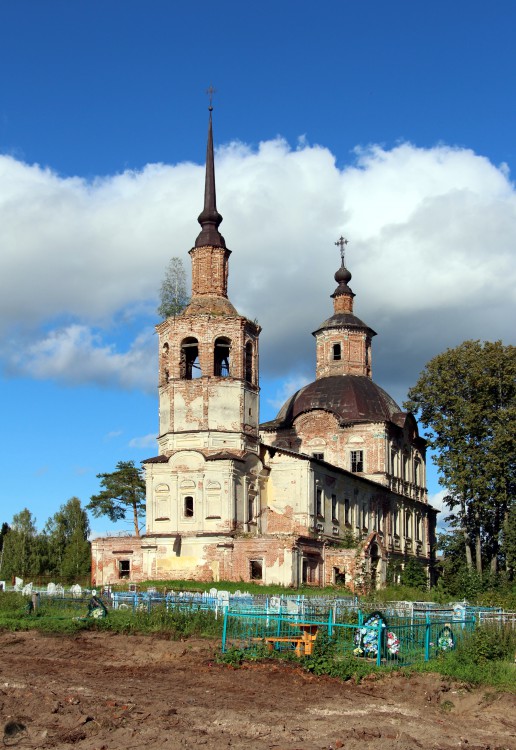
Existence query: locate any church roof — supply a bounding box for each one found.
[195,105,226,249]
[312,312,377,337]
[261,374,405,429]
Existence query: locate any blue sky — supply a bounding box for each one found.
[1,1,515,536]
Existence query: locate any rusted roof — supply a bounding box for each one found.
[312,312,376,337]
[261,375,403,429]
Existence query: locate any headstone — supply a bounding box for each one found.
[70,584,82,597]
[22,583,33,595]
[47,582,57,596]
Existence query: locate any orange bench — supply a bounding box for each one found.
[261,623,319,658]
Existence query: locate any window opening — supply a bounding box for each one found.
[331,494,338,522]
[344,498,350,525]
[392,508,399,536]
[247,492,256,523]
[414,458,421,485]
[312,452,324,460]
[180,338,201,379]
[302,557,319,584]
[250,559,263,580]
[404,510,412,538]
[184,496,194,518]
[245,341,253,383]
[214,337,231,376]
[316,487,323,517]
[351,450,363,473]
[118,560,130,579]
[332,343,341,361]
[333,567,346,585]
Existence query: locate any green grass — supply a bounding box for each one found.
[109,579,357,597]
[0,592,222,639]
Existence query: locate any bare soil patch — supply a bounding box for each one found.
[0,630,514,749]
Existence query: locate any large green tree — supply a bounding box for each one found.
[157,256,189,319]
[87,460,146,537]
[45,497,91,581]
[405,340,516,576]
[0,509,43,580]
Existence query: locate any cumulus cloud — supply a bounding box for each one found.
[4,324,155,392]
[1,139,515,398]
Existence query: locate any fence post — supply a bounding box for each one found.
[424,613,430,661]
[328,607,333,637]
[221,609,228,652]
[376,622,382,667]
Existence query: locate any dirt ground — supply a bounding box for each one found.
[0,630,514,750]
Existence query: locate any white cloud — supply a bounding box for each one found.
[128,433,157,449]
[4,324,155,392]
[1,139,515,398]
[104,430,123,440]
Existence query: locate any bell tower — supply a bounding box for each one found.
[313,236,376,379]
[156,105,261,456]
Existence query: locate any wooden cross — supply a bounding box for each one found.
[335,235,349,266]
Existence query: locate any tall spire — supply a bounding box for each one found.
[195,102,226,249]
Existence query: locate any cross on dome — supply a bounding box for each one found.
[335,235,348,267]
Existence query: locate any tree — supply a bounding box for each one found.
[0,522,9,551]
[405,340,516,576]
[400,558,428,590]
[87,461,146,537]
[45,497,91,581]
[0,509,43,579]
[157,256,189,319]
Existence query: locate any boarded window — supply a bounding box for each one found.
[206,481,222,519]
[214,337,231,376]
[302,557,319,584]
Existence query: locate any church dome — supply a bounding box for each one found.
[263,375,403,428]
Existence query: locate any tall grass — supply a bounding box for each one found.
[0,592,222,639]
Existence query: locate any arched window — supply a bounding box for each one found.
[332,343,341,361]
[245,341,253,383]
[180,337,201,379]
[214,337,231,376]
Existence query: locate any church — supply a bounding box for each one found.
[91,110,437,589]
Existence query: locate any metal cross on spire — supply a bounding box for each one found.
[335,235,349,267]
[206,84,216,111]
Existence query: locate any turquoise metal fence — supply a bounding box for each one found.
[221,609,475,666]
